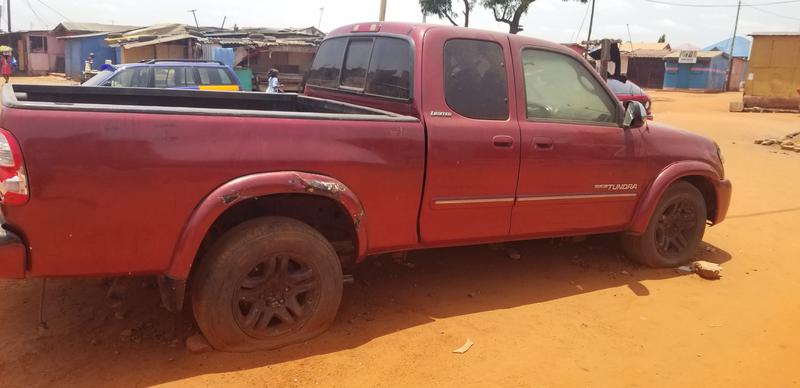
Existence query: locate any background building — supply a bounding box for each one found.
[743,32,800,109]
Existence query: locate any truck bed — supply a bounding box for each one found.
[4,84,415,122]
[0,84,425,277]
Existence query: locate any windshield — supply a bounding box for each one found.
[82,70,114,86]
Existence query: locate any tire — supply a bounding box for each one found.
[192,216,342,352]
[622,181,707,268]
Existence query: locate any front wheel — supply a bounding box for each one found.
[622,181,707,267]
[191,217,343,352]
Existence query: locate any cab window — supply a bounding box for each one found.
[308,36,412,100]
[522,49,616,124]
[341,39,374,89]
[443,39,509,120]
[307,38,347,88]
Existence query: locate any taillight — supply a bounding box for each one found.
[0,129,29,205]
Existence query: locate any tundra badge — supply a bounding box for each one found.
[594,183,638,191]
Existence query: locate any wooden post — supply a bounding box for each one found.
[379,0,387,21]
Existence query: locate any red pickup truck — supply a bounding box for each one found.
[0,22,731,352]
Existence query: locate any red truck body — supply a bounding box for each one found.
[0,23,731,324]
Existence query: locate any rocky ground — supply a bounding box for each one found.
[0,81,799,387]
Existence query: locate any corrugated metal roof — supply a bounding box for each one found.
[620,42,671,53]
[54,22,140,33]
[119,34,195,48]
[629,49,673,58]
[749,32,800,36]
[665,50,728,59]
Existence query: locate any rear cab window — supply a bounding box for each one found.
[308,36,412,100]
[443,39,509,120]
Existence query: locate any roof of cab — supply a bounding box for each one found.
[326,22,581,60]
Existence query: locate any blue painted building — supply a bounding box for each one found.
[60,32,119,80]
[663,51,730,91]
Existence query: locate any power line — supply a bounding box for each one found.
[749,4,800,19]
[643,0,800,7]
[25,0,49,29]
[35,0,70,21]
[571,1,591,42]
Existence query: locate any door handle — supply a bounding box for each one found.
[493,135,514,148]
[533,137,554,151]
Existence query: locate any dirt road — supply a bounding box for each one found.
[1,86,798,387]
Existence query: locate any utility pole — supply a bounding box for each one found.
[585,0,596,55]
[379,0,387,21]
[220,16,226,30]
[188,9,199,28]
[6,0,10,33]
[318,7,324,29]
[725,0,742,91]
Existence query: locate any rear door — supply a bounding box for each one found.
[418,29,521,243]
[195,67,240,91]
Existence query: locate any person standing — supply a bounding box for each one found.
[1,53,13,84]
[266,68,284,93]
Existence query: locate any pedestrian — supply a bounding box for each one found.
[1,52,13,84]
[84,53,96,73]
[266,68,284,93]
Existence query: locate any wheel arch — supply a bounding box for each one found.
[164,171,367,282]
[628,161,722,235]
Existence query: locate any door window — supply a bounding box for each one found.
[443,39,509,120]
[109,67,151,87]
[522,49,616,123]
[154,67,195,88]
[197,67,234,85]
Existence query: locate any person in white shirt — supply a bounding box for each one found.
[266,68,284,93]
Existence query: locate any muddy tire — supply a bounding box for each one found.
[192,216,342,352]
[622,181,707,268]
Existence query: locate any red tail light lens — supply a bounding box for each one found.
[0,129,29,205]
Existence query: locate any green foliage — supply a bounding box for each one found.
[419,0,477,27]
[481,0,588,34]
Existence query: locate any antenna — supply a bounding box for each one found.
[188,9,199,28]
[626,24,634,52]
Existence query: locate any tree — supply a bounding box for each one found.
[482,0,587,34]
[419,0,477,27]
[658,34,666,43]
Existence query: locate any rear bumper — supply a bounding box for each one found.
[713,179,732,224]
[0,227,26,279]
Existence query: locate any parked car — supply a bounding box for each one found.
[607,78,654,119]
[0,22,731,352]
[82,59,243,91]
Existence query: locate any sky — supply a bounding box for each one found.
[3,0,800,48]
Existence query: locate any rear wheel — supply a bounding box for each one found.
[192,216,342,352]
[622,181,707,267]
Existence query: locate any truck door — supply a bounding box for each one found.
[419,29,521,243]
[510,45,647,236]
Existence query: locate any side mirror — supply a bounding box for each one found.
[623,101,647,129]
[618,74,628,83]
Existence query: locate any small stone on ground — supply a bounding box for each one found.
[185,334,213,354]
